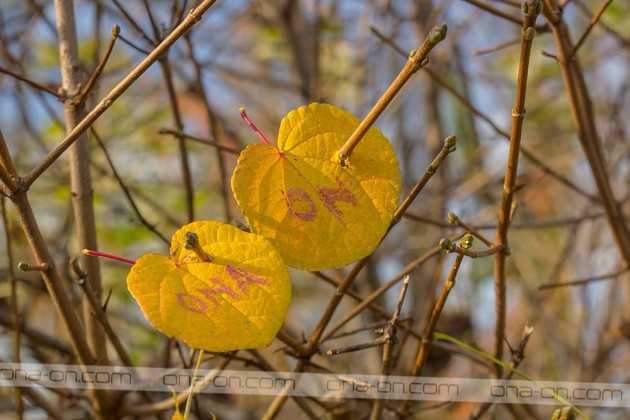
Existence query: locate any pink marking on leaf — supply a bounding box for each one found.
[206,278,239,299]
[286,188,317,221]
[177,292,210,314]
[317,179,357,223]
[226,265,270,292]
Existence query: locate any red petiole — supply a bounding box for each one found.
[83,249,136,265]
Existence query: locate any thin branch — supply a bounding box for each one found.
[159,128,242,155]
[370,26,597,203]
[492,0,541,377]
[320,232,464,342]
[573,0,630,47]
[117,33,152,55]
[473,37,521,56]
[337,23,447,164]
[399,235,472,417]
[8,191,97,369]
[462,0,524,26]
[571,0,613,58]
[24,0,220,187]
[447,212,493,246]
[91,129,169,244]
[69,258,155,405]
[306,135,457,354]
[75,24,121,106]
[440,237,504,258]
[0,130,19,192]
[184,35,232,219]
[69,258,131,366]
[417,236,472,375]
[54,0,110,380]
[370,275,410,420]
[538,267,630,290]
[471,323,535,419]
[2,197,23,417]
[393,136,457,224]
[158,57,195,222]
[0,65,60,97]
[109,0,156,47]
[543,1,630,267]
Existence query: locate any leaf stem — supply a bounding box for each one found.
[183,232,213,262]
[239,108,271,145]
[82,249,136,265]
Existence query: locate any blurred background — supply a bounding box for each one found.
[1,0,629,418]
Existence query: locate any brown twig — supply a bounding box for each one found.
[470,323,535,419]
[370,275,410,420]
[543,1,630,268]
[447,212,493,246]
[492,0,541,377]
[0,307,73,356]
[184,35,232,220]
[2,197,23,417]
[370,25,597,203]
[573,0,630,47]
[440,237,504,258]
[0,65,60,97]
[75,25,121,106]
[70,258,132,367]
[91,129,169,244]
[0,130,19,193]
[263,136,457,418]
[337,23,447,165]
[399,235,472,417]
[320,232,465,342]
[8,190,97,370]
[117,33,152,55]
[307,135,457,354]
[110,0,155,47]
[473,37,521,56]
[462,0,524,26]
[538,267,630,290]
[571,0,613,58]
[417,235,471,374]
[54,1,110,400]
[17,262,50,272]
[158,56,196,222]
[69,258,155,405]
[24,0,220,188]
[159,128,242,155]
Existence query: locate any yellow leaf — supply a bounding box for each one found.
[127,221,291,352]
[231,103,401,270]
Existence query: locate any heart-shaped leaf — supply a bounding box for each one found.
[127,221,291,352]
[231,103,401,270]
